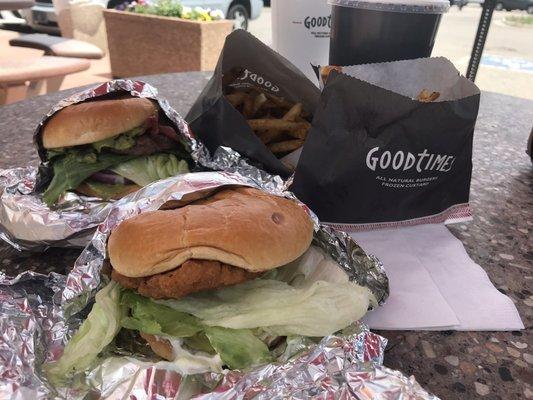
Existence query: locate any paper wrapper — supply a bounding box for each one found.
[0,170,446,400]
[186,29,321,178]
[292,57,480,230]
[0,80,212,252]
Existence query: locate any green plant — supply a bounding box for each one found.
[121,0,224,21]
[504,16,533,26]
[149,0,183,17]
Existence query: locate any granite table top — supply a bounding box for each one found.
[0,72,531,399]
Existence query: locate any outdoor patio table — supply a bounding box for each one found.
[0,71,531,399]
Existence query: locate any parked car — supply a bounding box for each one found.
[19,0,58,34]
[20,0,262,34]
[495,0,533,12]
[449,0,484,8]
[449,0,466,7]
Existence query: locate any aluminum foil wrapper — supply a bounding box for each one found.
[0,166,112,251]
[194,327,439,400]
[0,79,212,252]
[0,170,421,400]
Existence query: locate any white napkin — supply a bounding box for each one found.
[351,224,524,331]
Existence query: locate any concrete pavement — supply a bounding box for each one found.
[433,6,533,100]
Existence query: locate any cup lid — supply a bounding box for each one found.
[329,0,450,14]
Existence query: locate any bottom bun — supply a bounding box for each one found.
[140,332,174,361]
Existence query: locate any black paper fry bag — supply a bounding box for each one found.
[291,57,481,230]
[186,30,321,178]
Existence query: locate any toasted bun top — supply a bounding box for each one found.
[108,187,314,278]
[42,97,157,149]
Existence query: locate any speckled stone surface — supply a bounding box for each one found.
[0,73,532,399]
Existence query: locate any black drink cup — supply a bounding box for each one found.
[329,0,449,66]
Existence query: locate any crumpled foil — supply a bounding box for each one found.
[0,170,431,400]
[193,327,439,400]
[0,167,112,251]
[0,79,211,252]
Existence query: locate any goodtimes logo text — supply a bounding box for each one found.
[366,147,456,173]
[304,15,331,29]
[239,69,280,92]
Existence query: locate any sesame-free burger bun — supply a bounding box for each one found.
[42,97,157,149]
[108,187,314,278]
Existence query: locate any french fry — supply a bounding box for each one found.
[284,108,310,139]
[228,89,312,157]
[258,129,283,144]
[247,119,303,131]
[298,119,311,130]
[300,110,311,119]
[416,89,440,103]
[265,93,294,109]
[261,100,282,110]
[226,92,247,108]
[243,94,255,118]
[320,65,343,84]
[288,124,310,140]
[253,93,268,116]
[268,139,304,154]
[282,103,303,122]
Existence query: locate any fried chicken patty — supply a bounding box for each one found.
[111,259,259,299]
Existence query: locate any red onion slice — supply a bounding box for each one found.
[158,125,180,142]
[90,171,132,185]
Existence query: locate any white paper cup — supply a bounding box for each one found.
[271,0,331,83]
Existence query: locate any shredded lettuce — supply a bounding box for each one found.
[46,282,125,383]
[43,133,188,205]
[46,147,67,160]
[120,290,202,338]
[159,279,373,337]
[119,290,270,370]
[204,326,271,370]
[111,153,190,187]
[42,151,134,206]
[183,333,216,354]
[92,126,146,153]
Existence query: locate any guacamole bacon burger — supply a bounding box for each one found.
[39,97,190,206]
[48,188,376,380]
